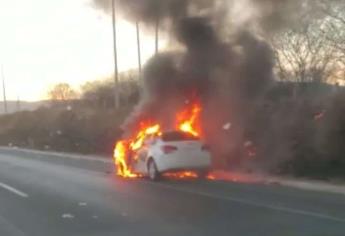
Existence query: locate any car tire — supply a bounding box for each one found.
[147,159,160,181]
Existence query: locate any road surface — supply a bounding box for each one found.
[0,148,344,236]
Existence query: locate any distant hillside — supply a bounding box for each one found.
[0,101,48,114]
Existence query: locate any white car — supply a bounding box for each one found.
[129,131,211,180]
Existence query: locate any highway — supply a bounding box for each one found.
[0,148,345,236]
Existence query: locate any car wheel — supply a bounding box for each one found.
[147,159,160,181]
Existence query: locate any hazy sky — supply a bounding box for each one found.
[0,0,164,101]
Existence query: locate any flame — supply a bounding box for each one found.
[206,173,216,180]
[176,102,202,137]
[162,171,199,179]
[113,123,161,178]
[130,124,161,151]
[113,141,138,178]
[113,100,203,178]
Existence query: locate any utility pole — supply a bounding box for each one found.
[16,96,21,112]
[155,18,159,54]
[136,21,142,74]
[1,65,7,114]
[111,0,120,110]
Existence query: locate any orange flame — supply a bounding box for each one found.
[130,124,161,151]
[162,171,199,179]
[113,100,203,178]
[176,102,202,137]
[113,141,138,178]
[113,123,161,178]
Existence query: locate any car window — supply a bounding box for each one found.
[144,136,156,145]
[161,131,199,142]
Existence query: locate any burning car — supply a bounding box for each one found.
[129,130,210,180]
[113,101,211,180]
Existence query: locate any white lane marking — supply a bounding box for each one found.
[62,213,75,219]
[78,202,87,206]
[0,182,28,198]
[149,182,345,223]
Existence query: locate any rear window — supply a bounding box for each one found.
[161,131,199,142]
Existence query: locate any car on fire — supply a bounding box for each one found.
[126,130,211,180]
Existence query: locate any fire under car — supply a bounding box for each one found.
[124,131,211,180]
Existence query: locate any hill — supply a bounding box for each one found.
[0,101,47,114]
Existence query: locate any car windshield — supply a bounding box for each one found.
[161,131,200,142]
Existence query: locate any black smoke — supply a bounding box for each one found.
[92,0,325,171]
[91,0,278,168]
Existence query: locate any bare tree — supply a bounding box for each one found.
[81,71,140,108]
[270,0,345,85]
[271,24,336,83]
[48,83,78,101]
[319,0,345,83]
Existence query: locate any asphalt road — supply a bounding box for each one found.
[0,149,345,236]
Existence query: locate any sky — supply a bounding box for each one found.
[0,0,165,101]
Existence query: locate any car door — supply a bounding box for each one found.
[133,137,154,173]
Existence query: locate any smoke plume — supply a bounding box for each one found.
[92,0,320,170]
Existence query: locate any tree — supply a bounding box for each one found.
[82,80,115,108]
[319,0,345,84]
[81,71,140,108]
[48,83,78,101]
[270,0,345,85]
[271,21,337,83]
